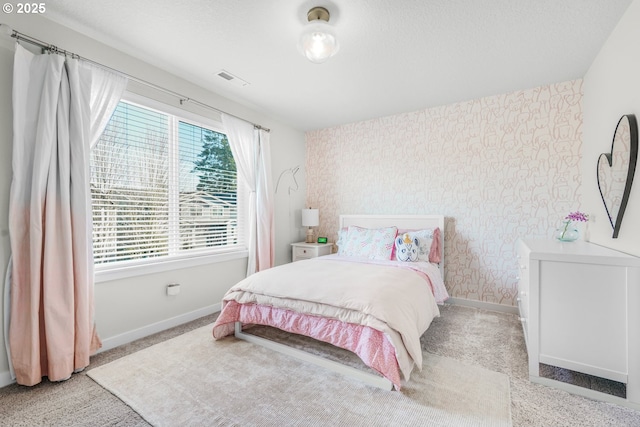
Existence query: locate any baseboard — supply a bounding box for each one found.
[0,369,14,388]
[446,297,518,315]
[0,303,221,389]
[99,303,221,353]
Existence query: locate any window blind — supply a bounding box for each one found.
[91,100,243,265]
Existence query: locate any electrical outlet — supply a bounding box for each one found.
[166,283,180,296]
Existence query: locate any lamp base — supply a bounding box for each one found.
[305,228,314,243]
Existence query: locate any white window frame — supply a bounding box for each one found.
[93,92,248,283]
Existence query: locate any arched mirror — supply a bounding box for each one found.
[597,114,638,238]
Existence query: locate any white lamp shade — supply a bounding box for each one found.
[299,21,339,64]
[301,208,319,227]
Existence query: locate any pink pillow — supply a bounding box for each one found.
[391,227,441,263]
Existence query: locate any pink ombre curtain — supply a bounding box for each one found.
[8,44,126,386]
[222,114,274,275]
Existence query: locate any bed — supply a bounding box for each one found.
[212,214,448,390]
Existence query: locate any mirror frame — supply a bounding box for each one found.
[596,114,638,238]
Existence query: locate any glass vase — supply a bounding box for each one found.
[555,220,579,242]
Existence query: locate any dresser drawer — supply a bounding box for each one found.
[517,259,530,321]
[294,246,315,259]
[291,243,332,262]
[516,240,531,342]
[517,298,529,347]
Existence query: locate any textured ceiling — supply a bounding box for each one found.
[43,0,632,131]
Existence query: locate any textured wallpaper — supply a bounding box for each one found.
[306,80,583,306]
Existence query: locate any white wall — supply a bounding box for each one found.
[583,0,640,255]
[0,13,305,384]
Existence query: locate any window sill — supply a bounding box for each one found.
[94,250,248,283]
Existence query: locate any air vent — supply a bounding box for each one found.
[216,70,250,87]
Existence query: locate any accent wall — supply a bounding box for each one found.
[306,80,583,306]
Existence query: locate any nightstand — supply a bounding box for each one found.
[291,242,332,262]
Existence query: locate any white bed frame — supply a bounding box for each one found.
[339,214,445,278]
[234,214,445,391]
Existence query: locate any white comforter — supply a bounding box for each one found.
[217,255,443,381]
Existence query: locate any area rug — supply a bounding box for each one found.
[88,325,512,426]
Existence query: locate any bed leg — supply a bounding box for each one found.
[232,322,393,391]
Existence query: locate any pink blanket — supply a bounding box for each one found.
[212,256,445,389]
[213,301,402,388]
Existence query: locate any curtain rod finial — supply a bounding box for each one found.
[0,23,14,37]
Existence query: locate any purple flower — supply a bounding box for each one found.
[565,211,589,222]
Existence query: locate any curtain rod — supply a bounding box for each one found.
[5,27,270,132]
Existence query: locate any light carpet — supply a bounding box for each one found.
[88,325,512,426]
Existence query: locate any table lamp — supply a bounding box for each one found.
[301,208,319,243]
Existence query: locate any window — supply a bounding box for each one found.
[90,94,245,270]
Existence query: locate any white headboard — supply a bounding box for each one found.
[339,214,445,278]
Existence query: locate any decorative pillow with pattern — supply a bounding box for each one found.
[392,227,441,263]
[336,227,348,254]
[395,233,420,262]
[341,225,398,260]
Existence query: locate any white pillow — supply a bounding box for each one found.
[341,226,398,260]
[336,227,348,255]
[392,228,439,262]
[395,233,420,262]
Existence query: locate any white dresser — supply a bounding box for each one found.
[290,242,333,262]
[517,239,640,409]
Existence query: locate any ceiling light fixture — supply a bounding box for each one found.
[299,6,339,64]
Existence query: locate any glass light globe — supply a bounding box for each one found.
[299,21,339,64]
